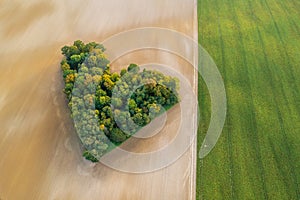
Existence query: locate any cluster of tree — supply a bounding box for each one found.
[60,40,180,162]
[110,64,180,137]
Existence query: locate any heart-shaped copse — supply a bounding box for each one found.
[60,40,180,162]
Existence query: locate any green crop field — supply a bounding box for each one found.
[197,0,300,199]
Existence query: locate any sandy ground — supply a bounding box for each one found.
[0,1,197,199]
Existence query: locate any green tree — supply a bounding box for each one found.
[110,128,127,143]
[132,113,144,126]
[127,63,140,73]
[120,69,127,76]
[111,97,123,108]
[83,150,99,162]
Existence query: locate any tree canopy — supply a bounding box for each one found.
[60,40,180,162]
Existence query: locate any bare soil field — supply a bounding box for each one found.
[0,1,197,199]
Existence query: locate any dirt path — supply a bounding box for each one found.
[0,1,197,199]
